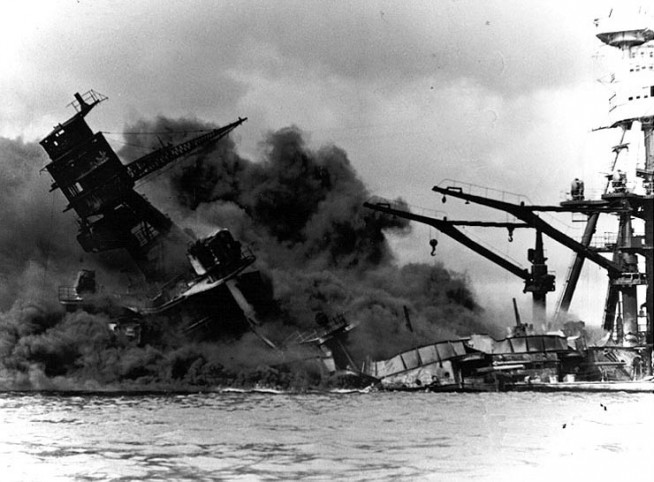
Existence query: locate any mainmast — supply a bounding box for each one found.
[556,8,654,346]
[40,91,269,340]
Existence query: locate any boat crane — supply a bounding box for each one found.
[364,180,634,328]
[367,7,653,352]
[363,198,555,326]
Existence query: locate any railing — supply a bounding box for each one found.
[560,188,603,202]
[436,179,533,206]
[613,272,648,286]
[588,232,618,250]
[58,286,82,303]
[586,232,648,251]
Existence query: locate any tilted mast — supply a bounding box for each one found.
[40,90,246,282]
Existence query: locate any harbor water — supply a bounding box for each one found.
[1,390,653,481]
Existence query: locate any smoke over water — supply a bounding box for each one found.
[0,119,498,391]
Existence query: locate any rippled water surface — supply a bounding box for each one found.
[1,390,653,481]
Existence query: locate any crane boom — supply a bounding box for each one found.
[432,185,623,276]
[125,117,247,182]
[364,200,555,324]
[363,202,531,280]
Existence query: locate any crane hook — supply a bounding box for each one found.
[507,227,514,242]
[429,238,438,256]
[441,196,447,203]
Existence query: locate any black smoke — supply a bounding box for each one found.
[0,138,80,308]
[119,117,494,357]
[0,119,496,391]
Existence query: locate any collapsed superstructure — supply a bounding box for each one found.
[39,91,268,340]
[37,9,652,392]
[39,91,367,384]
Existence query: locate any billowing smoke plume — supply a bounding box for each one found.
[0,118,496,391]
[120,117,494,359]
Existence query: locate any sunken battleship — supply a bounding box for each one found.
[364,8,654,392]
[38,90,370,386]
[39,90,273,343]
[35,9,653,393]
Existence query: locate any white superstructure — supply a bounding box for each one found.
[596,9,654,127]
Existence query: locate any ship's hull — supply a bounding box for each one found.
[510,379,654,393]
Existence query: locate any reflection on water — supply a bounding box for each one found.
[1,391,653,481]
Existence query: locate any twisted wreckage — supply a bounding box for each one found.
[39,90,366,385]
[40,7,654,392]
[40,91,264,340]
[39,83,652,393]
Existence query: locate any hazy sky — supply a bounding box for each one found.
[2,0,640,324]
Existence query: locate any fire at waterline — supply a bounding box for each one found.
[1,90,493,391]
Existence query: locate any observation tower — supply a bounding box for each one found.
[556,7,654,346]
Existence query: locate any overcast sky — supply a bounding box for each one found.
[3,0,643,324]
